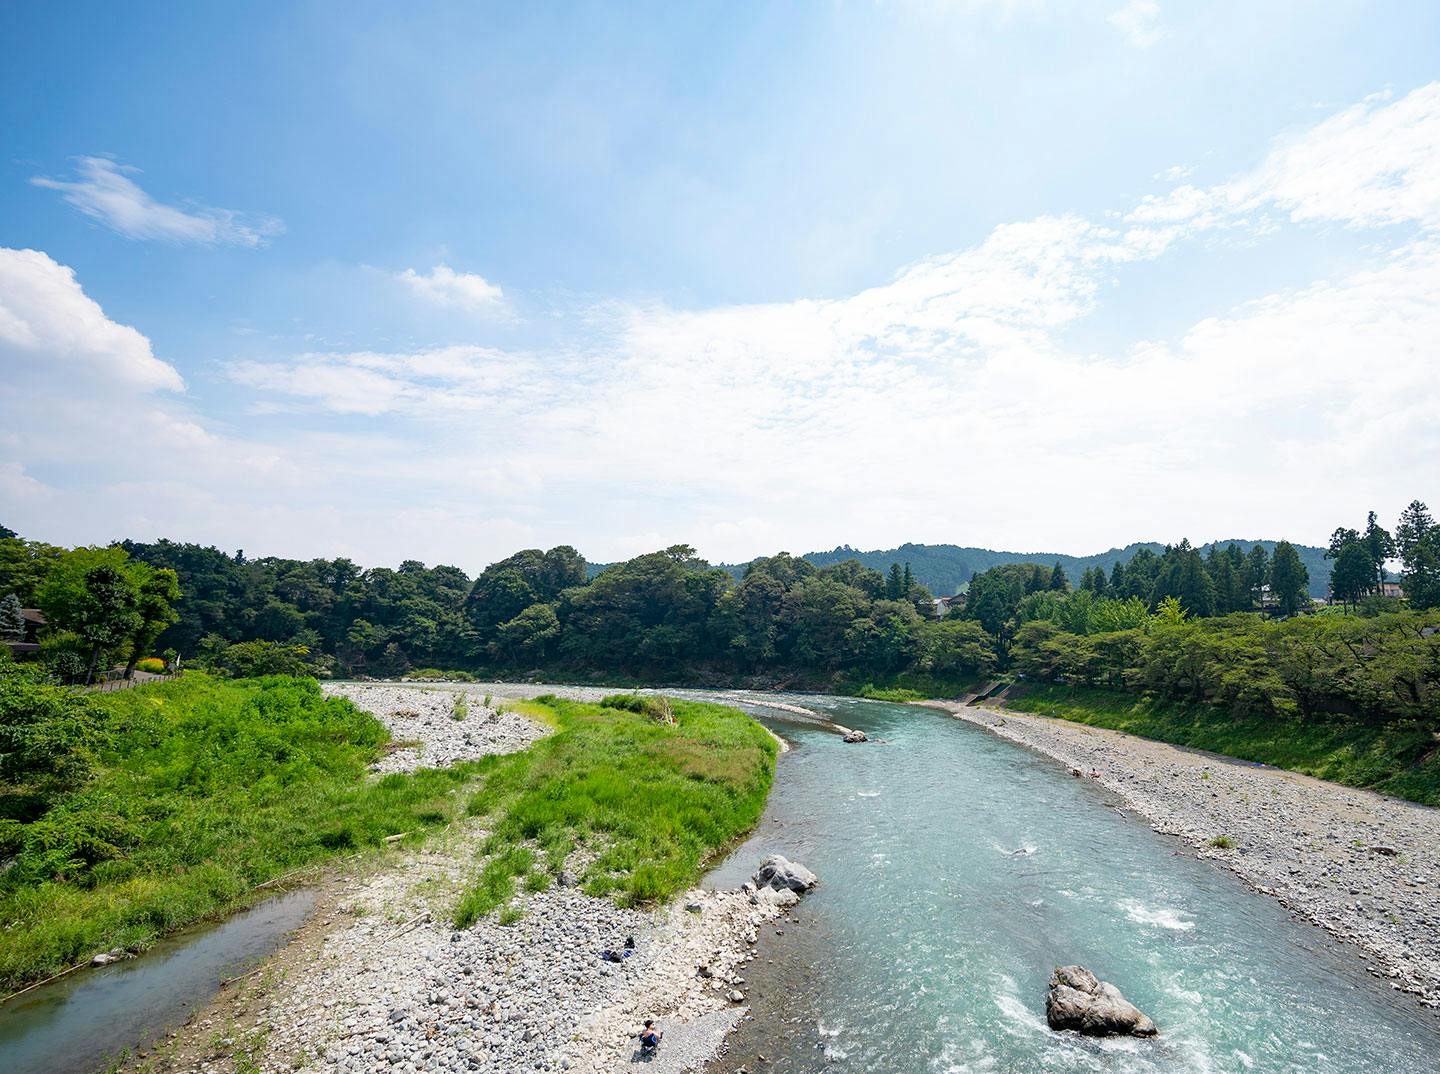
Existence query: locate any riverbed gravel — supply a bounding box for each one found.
[929,700,1440,1010]
[322,683,546,773]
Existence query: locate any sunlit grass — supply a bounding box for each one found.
[1007,685,1440,805]
[0,674,477,990]
[455,695,776,923]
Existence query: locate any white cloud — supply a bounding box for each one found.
[32,157,283,247]
[0,247,183,390]
[1107,0,1162,48]
[11,83,1440,569]
[397,264,506,311]
[1129,84,1440,235]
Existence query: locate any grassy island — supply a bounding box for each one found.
[0,668,777,991]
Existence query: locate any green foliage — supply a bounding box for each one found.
[1267,538,1313,616]
[0,536,64,607]
[457,695,775,919]
[198,637,317,678]
[0,673,473,988]
[1011,609,1439,727]
[1009,683,1440,805]
[134,657,166,673]
[1396,500,1440,611]
[0,658,98,828]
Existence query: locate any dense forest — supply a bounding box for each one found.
[729,538,1335,600]
[1,503,1436,726]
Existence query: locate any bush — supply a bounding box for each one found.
[134,657,166,674]
[599,693,675,723]
[198,636,316,678]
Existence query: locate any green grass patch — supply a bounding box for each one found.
[837,671,982,702]
[456,695,776,920]
[0,673,477,990]
[854,684,928,702]
[1006,685,1440,806]
[451,693,468,721]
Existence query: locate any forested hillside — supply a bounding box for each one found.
[755,540,1332,598]
[1,503,1434,711]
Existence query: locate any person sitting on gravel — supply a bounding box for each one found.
[639,1020,663,1053]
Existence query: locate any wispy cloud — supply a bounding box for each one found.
[10,83,1440,568]
[32,157,283,247]
[1107,0,1162,48]
[397,263,506,311]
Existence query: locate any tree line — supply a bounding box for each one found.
[0,502,1435,715]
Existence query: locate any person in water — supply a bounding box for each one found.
[640,1019,663,1050]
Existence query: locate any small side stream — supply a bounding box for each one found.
[0,890,314,1074]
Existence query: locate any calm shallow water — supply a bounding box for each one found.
[0,890,314,1074]
[699,692,1438,1074]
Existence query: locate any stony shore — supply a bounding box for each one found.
[922,699,1440,1010]
[127,685,783,1074]
[321,683,546,773]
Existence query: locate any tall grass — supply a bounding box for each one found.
[454,695,776,925]
[0,674,476,990]
[1006,685,1440,805]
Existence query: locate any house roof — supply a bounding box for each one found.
[20,608,45,624]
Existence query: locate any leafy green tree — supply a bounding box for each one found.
[124,566,179,677]
[1329,541,1373,611]
[201,637,315,677]
[1396,500,1440,611]
[1269,540,1311,616]
[492,603,561,664]
[1151,540,1214,617]
[961,563,1048,639]
[914,619,996,679]
[37,549,145,683]
[0,536,64,607]
[1049,562,1069,591]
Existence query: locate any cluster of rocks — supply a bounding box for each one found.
[944,703,1440,1010]
[323,684,547,774]
[1045,965,1157,1037]
[175,840,807,1074]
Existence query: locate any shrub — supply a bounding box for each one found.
[135,657,166,674]
[599,693,675,724]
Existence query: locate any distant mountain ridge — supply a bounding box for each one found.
[710,540,1332,598]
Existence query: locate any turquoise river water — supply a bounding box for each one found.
[701,692,1437,1074]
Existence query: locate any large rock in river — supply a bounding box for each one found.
[1045,965,1157,1037]
[754,854,818,894]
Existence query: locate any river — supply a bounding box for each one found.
[2,688,1435,1074]
[701,692,1438,1074]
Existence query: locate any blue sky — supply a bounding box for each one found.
[3,1,1439,570]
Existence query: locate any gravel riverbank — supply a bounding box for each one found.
[922,700,1440,1010]
[321,683,546,772]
